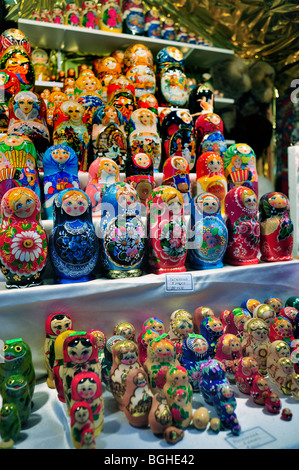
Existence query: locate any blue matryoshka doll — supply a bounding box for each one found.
[180,333,210,391]
[200,131,227,159]
[43,144,80,219]
[122,0,145,36]
[187,192,228,270]
[199,358,229,405]
[49,188,99,283]
[199,315,224,358]
[99,181,146,278]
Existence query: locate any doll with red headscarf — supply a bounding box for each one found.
[196,151,227,215]
[70,401,96,449]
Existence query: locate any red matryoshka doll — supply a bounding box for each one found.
[195,112,223,151]
[127,108,161,172]
[0,70,21,132]
[241,318,270,376]
[222,308,251,339]
[253,303,276,328]
[51,1,65,24]
[122,0,145,35]
[196,151,227,215]
[46,90,68,129]
[122,368,153,427]
[0,45,35,92]
[250,375,272,405]
[264,297,283,315]
[52,100,90,172]
[280,306,299,327]
[235,356,259,395]
[80,0,99,29]
[215,333,243,382]
[31,48,50,82]
[52,330,76,403]
[223,143,258,196]
[146,186,188,274]
[85,156,120,217]
[269,316,294,346]
[0,28,31,57]
[44,312,73,389]
[264,391,281,413]
[225,186,260,265]
[107,75,137,127]
[259,191,293,262]
[137,328,160,366]
[100,0,122,33]
[193,306,214,333]
[162,156,191,213]
[65,0,80,26]
[144,8,161,38]
[0,187,48,288]
[70,401,96,449]
[95,56,122,102]
[91,104,127,169]
[139,316,166,336]
[124,152,155,205]
[137,93,159,117]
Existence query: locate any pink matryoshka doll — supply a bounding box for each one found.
[195,151,227,215]
[269,316,295,346]
[235,356,259,395]
[223,143,258,196]
[215,333,243,382]
[80,0,99,29]
[162,156,191,214]
[259,191,293,262]
[225,186,260,266]
[146,186,188,274]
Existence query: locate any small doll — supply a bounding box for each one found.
[0,45,34,92]
[148,391,172,435]
[241,298,261,315]
[122,368,153,427]
[167,310,193,359]
[250,375,271,405]
[225,186,260,266]
[31,48,50,81]
[221,308,251,338]
[122,0,145,36]
[259,191,293,262]
[0,187,47,288]
[107,75,137,127]
[193,306,214,333]
[235,356,259,395]
[44,312,73,388]
[200,131,227,160]
[180,334,210,391]
[157,61,188,108]
[253,303,276,328]
[124,152,155,205]
[0,28,31,57]
[162,366,193,429]
[162,156,191,214]
[241,318,270,376]
[161,17,176,41]
[223,143,258,196]
[87,329,107,364]
[199,359,229,406]
[101,335,126,389]
[144,8,161,38]
[213,383,241,435]
[100,0,122,33]
[269,316,295,345]
[264,392,281,414]
[199,315,224,358]
[113,321,136,342]
[1,374,31,427]
[215,333,243,382]
[195,112,223,149]
[188,192,228,270]
[195,151,227,215]
[70,401,96,449]
[279,307,299,327]
[137,329,160,366]
[0,403,21,449]
[80,0,99,29]
[264,297,283,315]
[52,330,76,402]
[267,339,291,382]
[140,317,166,335]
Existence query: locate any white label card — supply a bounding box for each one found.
[165,273,194,292]
[225,426,276,449]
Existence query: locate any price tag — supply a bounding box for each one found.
[225,426,276,449]
[165,273,194,292]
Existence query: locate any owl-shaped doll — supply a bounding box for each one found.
[43,144,80,220]
[196,151,227,215]
[223,143,258,196]
[146,186,188,274]
[0,187,47,288]
[188,192,228,270]
[225,186,260,266]
[98,182,146,278]
[259,192,293,262]
[49,188,99,284]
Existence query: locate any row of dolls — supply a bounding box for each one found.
[29,0,210,45]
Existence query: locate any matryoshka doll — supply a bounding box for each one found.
[221,307,251,339]
[266,339,291,383]
[250,375,272,406]
[98,182,145,278]
[75,74,104,133]
[88,329,107,363]
[199,315,223,358]
[0,70,21,132]
[80,0,99,29]
[167,309,194,360]
[200,131,227,160]
[215,333,242,382]
[0,187,48,289]
[0,45,34,92]
[241,318,270,376]
[85,156,120,217]
[193,306,214,333]
[137,328,160,366]
[280,306,299,327]
[223,143,258,196]
[101,335,125,389]
[148,391,172,435]
[146,186,188,274]
[0,28,31,57]
[162,366,193,429]
[199,358,228,405]
[144,8,161,38]
[95,56,122,103]
[269,316,295,346]
[195,151,227,215]
[51,1,65,24]
[107,75,137,128]
[137,93,159,117]
[225,186,260,265]
[268,356,295,395]
[122,368,153,427]
[180,334,210,391]
[259,191,293,262]
[161,17,176,41]
[42,144,80,220]
[113,321,136,342]
[124,44,155,99]
[44,312,73,389]
[49,188,99,283]
[235,356,259,395]
[253,303,276,328]
[31,48,50,82]
[241,298,261,316]
[122,0,145,35]
[162,156,191,214]
[188,192,228,270]
[194,112,223,152]
[70,401,95,449]
[65,0,80,26]
[125,152,155,205]
[52,329,76,402]
[100,0,122,33]
[91,105,127,169]
[188,84,214,122]
[127,108,161,172]
[264,297,283,315]
[156,52,188,108]
[176,25,188,43]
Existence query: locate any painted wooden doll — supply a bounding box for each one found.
[225,186,260,265]
[144,8,161,38]
[268,357,295,395]
[122,0,145,35]
[253,303,276,328]
[52,330,76,403]
[200,131,227,159]
[264,297,283,315]
[95,56,122,103]
[195,112,223,150]
[221,307,251,338]
[188,192,228,270]
[87,329,107,364]
[241,318,270,376]
[44,312,73,389]
[264,391,281,414]
[126,64,156,99]
[122,368,153,427]
[43,144,80,220]
[125,152,155,205]
[188,84,214,121]
[162,156,191,214]
[0,28,31,57]
[100,0,122,33]
[49,188,99,284]
[127,108,161,172]
[213,383,241,435]
[180,334,210,391]
[31,48,50,82]
[99,182,145,278]
[162,366,193,429]
[65,0,80,26]
[199,315,224,358]
[70,401,96,449]
[91,105,127,169]
[167,310,194,360]
[0,403,21,449]
[235,356,259,395]
[101,335,126,389]
[214,333,243,382]
[137,328,160,366]
[193,306,214,333]
[0,187,47,288]
[113,321,136,342]
[223,143,258,196]
[148,391,172,435]
[0,45,34,92]
[269,316,295,346]
[250,375,272,406]
[196,151,227,215]
[199,358,229,405]
[85,156,120,218]
[266,339,291,383]
[108,339,141,410]
[0,70,21,132]
[123,42,154,72]
[70,370,104,436]
[280,306,299,327]
[80,0,99,28]
[157,63,188,109]
[259,191,293,262]
[161,17,176,41]
[241,298,261,316]
[146,186,188,274]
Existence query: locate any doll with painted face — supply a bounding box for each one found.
[199,358,229,406]
[196,151,227,215]
[259,191,293,262]
[199,316,224,358]
[70,401,96,449]
[223,143,258,196]
[215,333,243,382]
[250,375,272,406]
[52,330,76,403]
[269,316,295,346]
[188,192,228,270]
[0,28,31,57]
[162,156,191,214]
[107,75,137,129]
[0,187,47,288]
[31,48,50,82]
[137,328,161,367]
[100,0,122,33]
[266,339,291,383]
[253,303,276,328]
[279,306,299,327]
[156,50,188,109]
[146,186,188,274]
[195,112,223,151]
[113,321,136,342]
[43,144,80,220]
[80,0,99,28]
[0,45,34,92]
[122,0,145,35]
[225,186,260,266]
[99,182,145,278]
[193,306,214,334]
[162,366,193,429]
[144,8,161,37]
[0,70,21,132]
[125,152,155,205]
[241,318,270,376]
[188,84,214,122]
[180,334,210,391]
[221,308,251,339]
[49,188,99,283]
[264,297,283,315]
[167,310,194,360]
[85,157,120,217]
[122,368,153,427]
[235,356,259,395]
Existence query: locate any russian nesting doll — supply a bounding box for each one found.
[180,334,210,391]
[188,192,228,270]
[264,297,283,315]
[214,333,242,382]
[137,328,161,366]
[280,306,299,327]
[199,316,223,358]
[0,187,47,288]
[0,70,21,132]
[199,359,229,405]
[200,131,227,159]
[44,312,73,389]
[188,84,214,121]
[253,303,276,328]
[195,151,227,215]
[0,28,31,57]
[99,182,145,278]
[125,152,155,205]
[241,298,261,316]
[146,186,188,274]
[49,188,99,283]
[223,143,258,196]
[161,17,176,41]
[241,318,270,376]
[113,321,136,342]
[269,316,295,345]
[162,156,191,214]
[162,366,193,429]
[225,186,260,265]
[195,112,223,151]
[122,0,145,35]
[144,8,161,38]
[80,0,99,28]
[65,0,80,26]
[91,105,127,170]
[52,330,76,402]
[43,144,80,219]
[259,191,293,262]
[148,391,172,435]
[137,93,159,117]
[88,329,107,364]
[0,45,34,92]
[235,356,259,395]
[193,306,214,333]
[31,48,50,82]
[100,0,122,33]
[167,310,194,360]
[122,368,153,427]
[221,307,251,338]
[157,63,188,109]
[250,375,272,405]
[266,339,291,383]
[85,157,120,218]
[70,401,96,449]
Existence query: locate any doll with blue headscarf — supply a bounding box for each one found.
[181,334,210,391]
